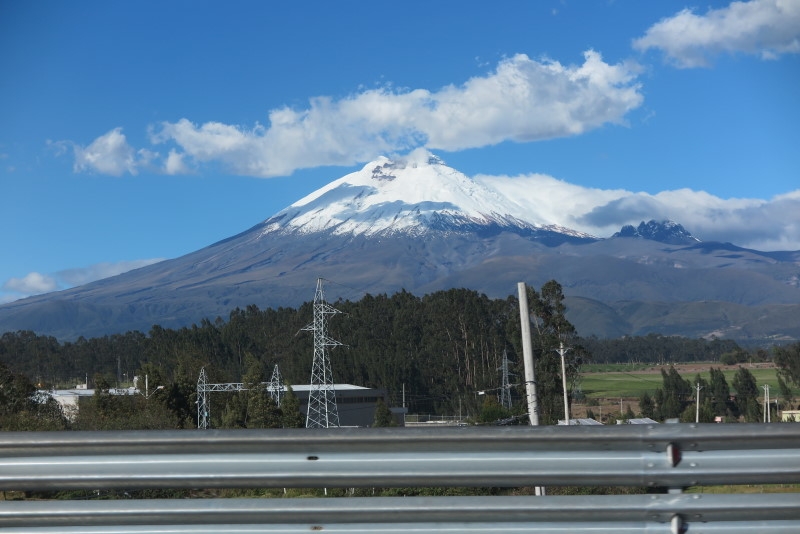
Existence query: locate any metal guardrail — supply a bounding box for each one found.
[0,424,798,533]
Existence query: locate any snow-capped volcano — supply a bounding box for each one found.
[2,149,799,342]
[261,149,593,240]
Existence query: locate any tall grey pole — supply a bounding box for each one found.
[518,282,539,427]
[518,282,545,496]
[695,383,703,423]
[556,342,570,425]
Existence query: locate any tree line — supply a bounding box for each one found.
[637,361,798,424]
[1,282,798,431]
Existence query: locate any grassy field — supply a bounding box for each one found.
[579,363,788,399]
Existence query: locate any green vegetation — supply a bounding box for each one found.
[0,282,587,429]
[0,282,798,430]
[581,371,664,398]
[581,366,792,399]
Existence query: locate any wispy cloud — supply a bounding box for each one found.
[0,259,163,302]
[633,0,800,68]
[66,51,643,178]
[477,172,800,251]
[2,272,59,296]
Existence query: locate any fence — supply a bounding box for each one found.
[0,423,798,532]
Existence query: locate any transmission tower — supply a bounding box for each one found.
[196,368,281,429]
[197,367,211,430]
[268,364,284,406]
[303,278,342,428]
[498,349,514,410]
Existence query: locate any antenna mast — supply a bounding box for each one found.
[304,278,342,428]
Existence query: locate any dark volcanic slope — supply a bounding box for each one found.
[1,220,799,341]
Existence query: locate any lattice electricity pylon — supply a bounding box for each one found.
[267,364,284,407]
[196,368,250,429]
[197,367,211,430]
[303,278,342,428]
[498,349,515,410]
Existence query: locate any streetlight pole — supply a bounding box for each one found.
[555,342,570,425]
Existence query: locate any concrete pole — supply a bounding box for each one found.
[517,282,544,497]
[518,282,539,427]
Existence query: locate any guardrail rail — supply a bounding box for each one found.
[0,423,798,533]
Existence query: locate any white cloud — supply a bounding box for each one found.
[164,149,190,175]
[633,0,800,67]
[143,51,642,178]
[72,128,140,176]
[0,259,163,302]
[478,172,800,251]
[2,272,59,295]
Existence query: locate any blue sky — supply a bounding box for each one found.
[2,0,799,304]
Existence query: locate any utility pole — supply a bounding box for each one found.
[517,282,544,497]
[762,384,770,423]
[304,278,342,429]
[555,342,571,425]
[517,282,540,427]
[695,383,701,423]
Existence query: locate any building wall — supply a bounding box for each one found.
[782,410,800,422]
[293,387,389,427]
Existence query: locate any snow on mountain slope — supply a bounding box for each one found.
[260,149,595,239]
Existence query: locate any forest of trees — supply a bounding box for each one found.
[581,334,742,365]
[637,363,797,424]
[0,282,798,431]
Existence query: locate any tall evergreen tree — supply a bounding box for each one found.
[0,361,67,431]
[732,367,761,422]
[247,390,283,428]
[654,366,691,420]
[639,391,656,419]
[776,373,793,409]
[708,367,732,417]
[281,386,305,428]
[774,342,800,387]
[373,398,397,427]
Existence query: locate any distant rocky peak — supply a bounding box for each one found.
[370,151,444,181]
[371,163,397,181]
[613,220,700,245]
